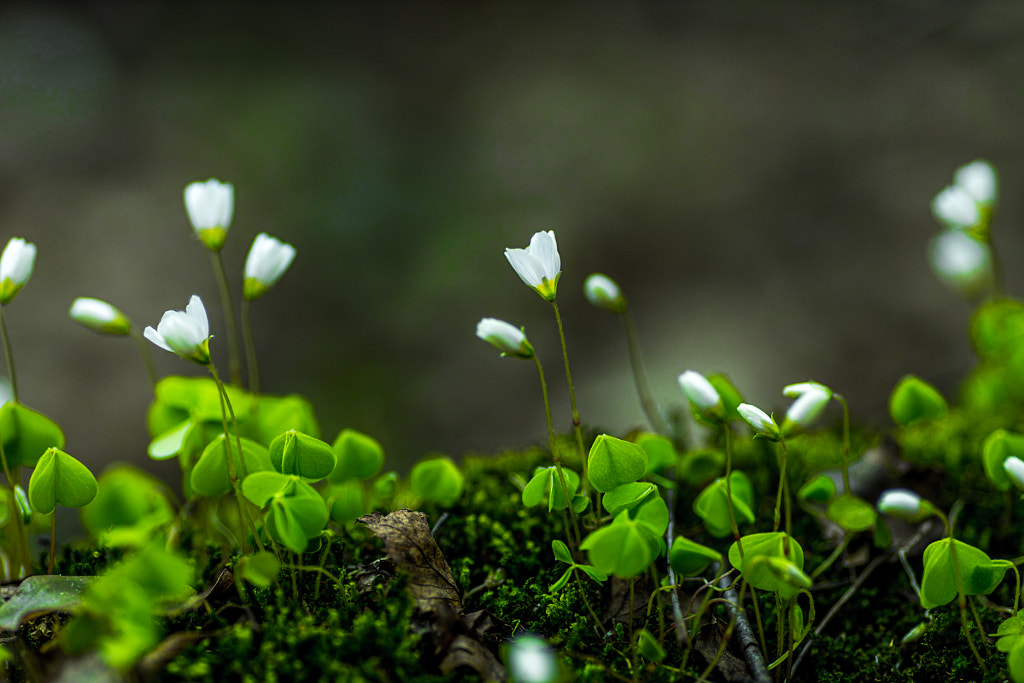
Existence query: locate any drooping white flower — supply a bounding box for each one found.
[143,295,212,364]
[69,297,131,335]
[508,635,557,683]
[1004,456,1024,490]
[876,489,929,521]
[244,233,297,301]
[678,370,725,422]
[184,179,234,252]
[782,382,832,432]
[737,403,781,441]
[505,231,561,301]
[476,318,534,360]
[583,273,627,314]
[928,230,992,295]
[931,185,980,230]
[953,160,997,206]
[0,237,36,305]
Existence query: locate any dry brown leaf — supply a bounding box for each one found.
[359,509,462,616]
[693,619,753,682]
[439,634,507,682]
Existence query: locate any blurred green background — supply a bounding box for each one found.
[2,1,1022,486]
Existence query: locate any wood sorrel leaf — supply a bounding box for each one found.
[633,495,669,537]
[28,448,97,514]
[269,430,336,481]
[330,429,384,483]
[826,493,877,532]
[190,434,272,497]
[522,467,579,512]
[236,551,281,589]
[587,435,647,493]
[410,456,464,507]
[242,471,293,507]
[920,537,1010,609]
[551,540,573,565]
[669,536,722,576]
[147,419,197,461]
[634,433,677,474]
[324,480,366,524]
[728,532,805,600]
[797,474,836,504]
[602,482,656,517]
[80,466,175,548]
[707,373,744,422]
[254,394,320,443]
[0,403,65,469]
[637,628,666,662]
[693,471,755,538]
[580,513,660,578]
[888,375,948,426]
[982,429,1024,491]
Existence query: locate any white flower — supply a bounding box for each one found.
[928,230,992,295]
[876,489,927,520]
[69,297,131,335]
[508,635,557,683]
[954,160,997,206]
[678,370,724,422]
[0,237,36,305]
[0,378,12,408]
[737,403,781,441]
[476,318,534,359]
[505,231,561,301]
[244,233,297,301]
[783,383,832,432]
[143,295,212,364]
[184,179,234,252]
[583,273,626,314]
[1004,456,1024,490]
[932,185,980,230]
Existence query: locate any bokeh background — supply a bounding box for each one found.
[2,1,1023,488]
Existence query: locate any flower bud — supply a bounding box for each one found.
[678,370,725,422]
[1004,456,1024,490]
[928,230,992,295]
[954,160,997,207]
[764,556,813,590]
[184,179,234,252]
[782,383,831,433]
[737,403,781,441]
[583,273,627,314]
[932,185,980,230]
[69,297,131,335]
[0,237,36,305]
[876,489,931,521]
[244,233,296,300]
[476,318,534,360]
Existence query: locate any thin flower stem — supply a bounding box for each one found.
[621,310,669,436]
[551,301,588,489]
[811,533,851,580]
[47,513,56,575]
[129,325,158,391]
[241,298,260,396]
[533,355,583,549]
[210,252,243,386]
[724,424,744,558]
[0,308,18,401]
[0,432,29,577]
[209,364,263,553]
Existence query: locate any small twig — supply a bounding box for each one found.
[790,521,934,678]
[717,562,771,683]
[431,512,449,536]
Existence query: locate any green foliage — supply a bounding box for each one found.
[601,482,656,517]
[236,551,281,588]
[982,429,1024,491]
[707,373,744,422]
[826,493,877,532]
[587,434,647,493]
[330,429,385,483]
[797,473,836,504]
[269,430,336,480]
[549,539,607,591]
[190,434,272,496]
[634,433,677,474]
[889,374,948,426]
[242,471,329,553]
[522,466,582,512]
[409,456,463,507]
[728,532,805,600]
[27,448,97,514]
[919,537,1011,609]
[580,497,667,578]
[0,402,65,469]
[693,470,755,537]
[668,536,721,576]
[997,612,1024,682]
[81,466,175,548]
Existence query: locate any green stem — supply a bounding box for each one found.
[551,301,588,490]
[533,355,583,549]
[621,310,669,436]
[724,424,744,558]
[209,364,263,553]
[241,298,260,396]
[210,252,242,386]
[47,512,56,575]
[811,533,851,580]
[0,433,28,577]
[129,325,158,391]
[0,308,18,402]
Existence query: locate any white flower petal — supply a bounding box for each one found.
[0,238,36,286]
[738,402,780,439]
[476,317,532,358]
[1004,456,1024,490]
[528,230,560,281]
[932,185,980,229]
[245,233,296,285]
[678,370,721,412]
[184,179,235,230]
[143,326,172,353]
[877,489,923,519]
[928,230,991,292]
[505,248,546,288]
[185,295,209,340]
[954,160,997,205]
[785,385,831,428]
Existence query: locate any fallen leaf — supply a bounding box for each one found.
[359,509,462,616]
[440,634,507,681]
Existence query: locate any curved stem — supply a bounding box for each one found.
[724,424,744,558]
[241,298,260,396]
[621,310,669,436]
[533,355,583,548]
[210,252,242,386]
[551,301,588,490]
[0,308,18,402]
